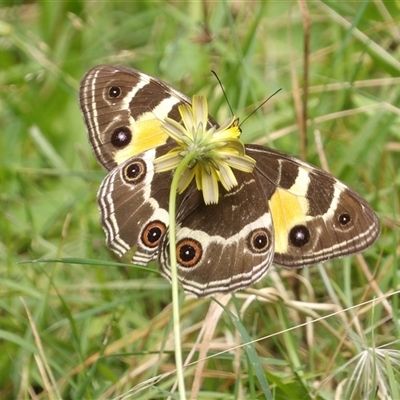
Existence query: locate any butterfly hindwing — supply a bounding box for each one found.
[97,147,172,265]
[159,171,274,297]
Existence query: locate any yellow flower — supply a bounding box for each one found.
[153,95,256,205]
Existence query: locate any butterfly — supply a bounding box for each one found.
[79,65,380,297]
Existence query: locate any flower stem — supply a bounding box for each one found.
[168,152,197,399]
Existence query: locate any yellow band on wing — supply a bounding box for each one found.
[114,119,169,165]
[269,188,308,253]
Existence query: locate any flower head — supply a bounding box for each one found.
[153,95,256,205]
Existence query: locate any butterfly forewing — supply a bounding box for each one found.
[247,145,380,267]
[80,65,207,171]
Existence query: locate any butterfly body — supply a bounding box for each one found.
[80,65,380,297]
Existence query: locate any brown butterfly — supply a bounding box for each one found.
[79,65,380,297]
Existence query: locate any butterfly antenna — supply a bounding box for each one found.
[211,70,235,118]
[240,88,282,127]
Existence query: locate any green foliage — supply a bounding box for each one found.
[1,1,398,399]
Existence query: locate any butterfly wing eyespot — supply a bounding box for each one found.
[338,213,351,225]
[288,225,310,248]
[122,159,146,183]
[248,229,271,253]
[176,239,202,268]
[111,127,132,149]
[108,86,121,98]
[141,221,167,248]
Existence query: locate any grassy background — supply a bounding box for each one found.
[1,1,399,399]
